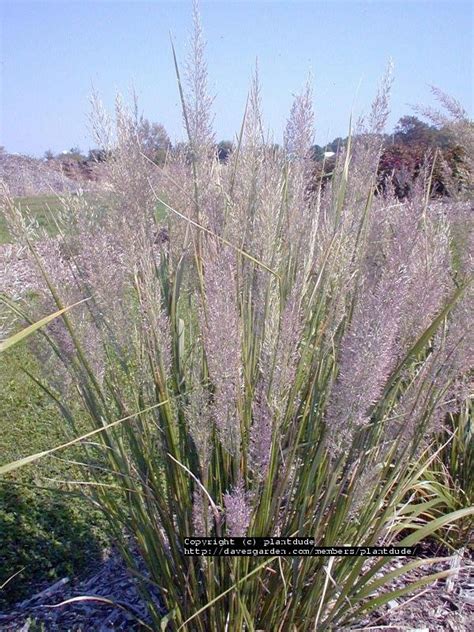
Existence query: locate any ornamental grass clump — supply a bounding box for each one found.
[1,6,473,630]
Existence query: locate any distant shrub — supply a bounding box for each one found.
[217,140,233,162]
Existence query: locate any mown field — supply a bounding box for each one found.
[0,195,64,244]
[0,194,169,243]
[0,344,108,608]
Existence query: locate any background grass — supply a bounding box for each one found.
[0,342,108,608]
[0,195,65,244]
[0,191,167,608]
[0,194,168,244]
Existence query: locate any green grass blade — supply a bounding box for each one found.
[0,401,168,475]
[0,297,90,352]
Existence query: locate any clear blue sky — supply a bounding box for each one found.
[1,0,472,157]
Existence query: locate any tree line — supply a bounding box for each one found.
[44,114,471,198]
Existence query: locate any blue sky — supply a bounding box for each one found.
[1,0,472,157]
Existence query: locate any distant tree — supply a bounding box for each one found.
[378,143,426,198]
[308,152,337,194]
[217,140,233,162]
[88,148,109,163]
[59,147,85,162]
[441,144,472,193]
[326,137,347,154]
[137,118,171,164]
[393,116,437,147]
[44,149,54,161]
[310,138,348,162]
[307,115,469,198]
[311,145,325,161]
[378,141,469,198]
[171,141,194,164]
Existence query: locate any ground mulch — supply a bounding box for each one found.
[0,545,472,631]
[0,548,163,631]
[353,545,473,632]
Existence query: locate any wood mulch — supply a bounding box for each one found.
[352,545,473,632]
[0,549,163,631]
[0,545,472,631]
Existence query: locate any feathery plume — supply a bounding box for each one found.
[224,479,252,537]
